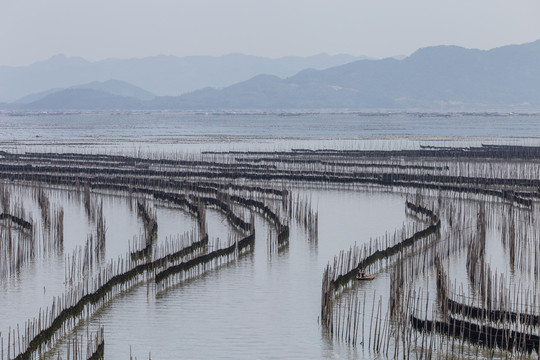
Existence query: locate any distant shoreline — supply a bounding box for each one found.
[2,110,540,117]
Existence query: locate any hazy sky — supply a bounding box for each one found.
[1,0,540,66]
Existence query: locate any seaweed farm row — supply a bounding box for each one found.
[1,144,540,359]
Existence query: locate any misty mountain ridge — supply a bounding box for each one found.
[17,88,143,111]
[166,39,540,110]
[71,80,155,100]
[3,40,540,111]
[14,80,155,104]
[0,53,371,103]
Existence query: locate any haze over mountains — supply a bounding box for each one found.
[2,40,540,111]
[0,53,367,103]
[14,80,156,104]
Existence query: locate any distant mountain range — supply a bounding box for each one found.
[0,53,369,103]
[162,40,540,111]
[2,40,540,111]
[14,80,155,104]
[18,88,143,111]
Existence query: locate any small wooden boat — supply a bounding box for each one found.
[356,273,376,280]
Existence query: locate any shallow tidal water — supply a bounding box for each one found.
[1,184,412,359]
[0,112,539,359]
[77,189,412,360]
[1,112,540,155]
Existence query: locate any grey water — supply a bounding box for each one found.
[85,189,412,360]
[1,184,413,359]
[0,112,539,359]
[1,112,540,155]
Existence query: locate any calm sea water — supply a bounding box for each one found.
[1,184,413,360]
[1,112,540,154]
[0,112,538,359]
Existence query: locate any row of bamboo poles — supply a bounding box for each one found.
[288,193,318,242]
[3,146,540,208]
[321,193,540,358]
[54,326,104,360]
[0,170,289,359]
[396,196,540,358]
[0,184,67,279]
[2,145,540,358]
[321,200,441,337]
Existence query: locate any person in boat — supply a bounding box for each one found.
[358,268,366,278]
